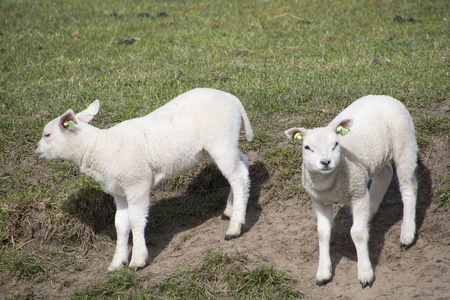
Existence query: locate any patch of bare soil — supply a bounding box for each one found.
[2,134,449,300]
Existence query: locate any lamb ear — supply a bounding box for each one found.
[59,110,77,131]
[330,119,353,136]
[76,100,100,123]
[284,127,308,141]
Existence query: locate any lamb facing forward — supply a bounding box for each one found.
[36,88,253,271]
[285,95,418,288]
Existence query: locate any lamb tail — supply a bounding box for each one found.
[237,99,254,141]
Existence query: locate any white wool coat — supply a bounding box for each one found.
[302,95,417,205]
[40,88,253,197]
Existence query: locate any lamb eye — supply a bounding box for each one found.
[44,133,51,138]
[333,141,339,149]
[304,145,311,151]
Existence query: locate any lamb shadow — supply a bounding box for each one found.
[145,161,268,261]
[328,159,432,283]
[62,161,269,263]
[62,186,116,240]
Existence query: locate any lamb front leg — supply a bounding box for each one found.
[127,188,151,270]
[312,200,334,286]
[108,196,130,271]
[351,194,374,288]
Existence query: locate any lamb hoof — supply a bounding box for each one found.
[316,279,331,287]
[221,214,230,220]
[129,257,150,271]
[130,265,146,271]
[224,234,239,241]
[400,242,414,250]
[361,280,373,289]
[107,260,128,273]
[129,263,148,271]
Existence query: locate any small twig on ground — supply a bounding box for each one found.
[272,13,311,24]
[15,238,34,250]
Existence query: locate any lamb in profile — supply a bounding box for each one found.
[284,95,418,288]
[36,88,253,271]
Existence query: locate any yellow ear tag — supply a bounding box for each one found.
[337,125,350,136]
[84,104,97,116]
[64,120,77,130]
[294,132,302,140]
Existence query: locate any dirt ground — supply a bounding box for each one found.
[1,134,449,299]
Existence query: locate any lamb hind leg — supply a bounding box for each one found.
[221,192,233,221]
[369,163,393,220]
[222,151,249,221]
[392,132,418,248]
[396,163,418,248]
[210,149,250,240]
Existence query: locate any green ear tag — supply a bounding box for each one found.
[294,132,302,140]
[64,120,77,130]
[84,104,97,116]
[337,125,350,136]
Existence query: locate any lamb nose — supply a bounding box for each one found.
[321,160,331,167]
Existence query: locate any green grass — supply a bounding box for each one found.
[435,187,450,210]
[70,251,304,299]
[0,0,448,298]
[1,249,49,283]
[146,251,304,299]
[70,268,143,299]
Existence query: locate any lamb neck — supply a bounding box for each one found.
[303,164,340,192]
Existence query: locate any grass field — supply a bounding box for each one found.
[1,0,449,299]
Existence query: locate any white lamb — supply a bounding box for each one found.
[284,95,418,288]
[36,88,253,271]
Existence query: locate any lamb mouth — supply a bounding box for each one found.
[35,149,44,158]
[319,167,334,173]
